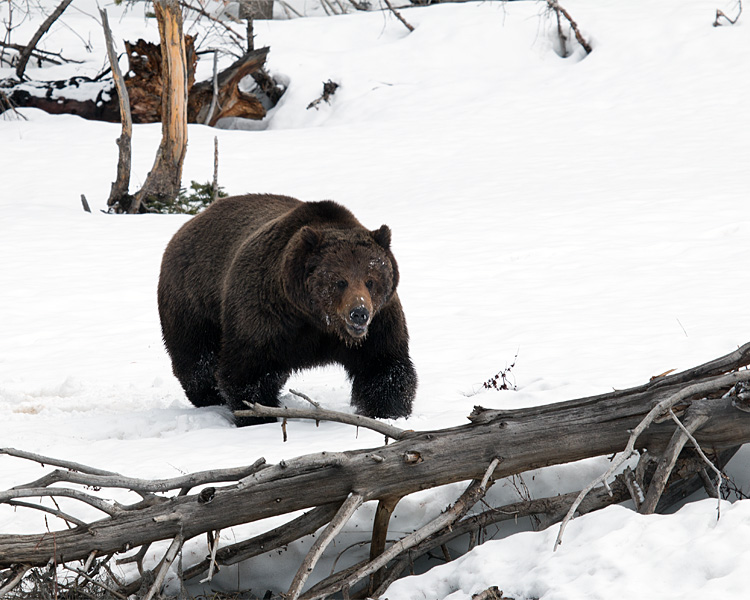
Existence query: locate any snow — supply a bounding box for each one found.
[1,0,749,598]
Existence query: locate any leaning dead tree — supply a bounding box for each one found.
[2,343,750,598]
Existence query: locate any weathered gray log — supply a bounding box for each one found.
[1,342,750,566]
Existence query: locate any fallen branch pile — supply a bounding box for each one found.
[2,342,750,598]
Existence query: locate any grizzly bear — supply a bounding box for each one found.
[157,194,417,426]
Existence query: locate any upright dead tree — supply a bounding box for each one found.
[129,0,189,214]
[100,8,133,211]
[238,0,275,51]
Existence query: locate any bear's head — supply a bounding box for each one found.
[283,225,398,343]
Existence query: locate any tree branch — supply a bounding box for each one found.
[287,493,364,599]
[12,459,266,494]
[554,369,750,549]
[382,0,414,32]
[638,406,710,514]
[142,534,184,600]
[300,458,500,600]
[15,0,74,80]
[236,402,409,441]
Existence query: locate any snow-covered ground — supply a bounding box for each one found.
[1,0,749,598]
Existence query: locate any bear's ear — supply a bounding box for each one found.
[300,226,321,250]
[372,225,391,250]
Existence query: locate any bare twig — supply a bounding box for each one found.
[287,494,364,600]
[179,0,246,51]
[638,407,710,514]
[1,487,123,516]
[8,499,88,527]
[714,0,742,25]
[0,40,83,65]
[142,534,184,600]
[547,0,591,55]
[382,0,414,32]
[15,0,74,80]
[290,388,322,409]
[12,458,266,494]
[200,530,222,583]
[668,408,725,516]
[1,447,120,476]
[237,402,408,440]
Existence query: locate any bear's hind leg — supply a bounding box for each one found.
[218,366,289,427]
[173,347,223,408]
[162,314,223,408]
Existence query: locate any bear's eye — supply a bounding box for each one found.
[336,279,348,290]
[365,279,374,290]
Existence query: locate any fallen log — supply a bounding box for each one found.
[1,342,750,596]
[1,43,274,124]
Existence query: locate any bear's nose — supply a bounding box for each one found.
[350,306,370,326]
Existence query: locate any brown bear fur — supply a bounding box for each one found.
[157,194,417,426]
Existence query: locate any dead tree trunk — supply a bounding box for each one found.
[1,342,750,596]
[238,0,275,51]
[130,0,189,214]
[100,8,133,211]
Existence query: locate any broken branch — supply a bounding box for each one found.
[236,402,408,440]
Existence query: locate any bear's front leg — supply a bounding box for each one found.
[217,347,289,427]
[349,353,417,419]
[343,300,417,419]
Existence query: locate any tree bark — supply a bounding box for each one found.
[130,0,189,213]
[122,37,197,124]
[1,343,750,567]
[187,48,269,126]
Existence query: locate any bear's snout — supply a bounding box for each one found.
[350,306,370,327]
[344,297,371,338]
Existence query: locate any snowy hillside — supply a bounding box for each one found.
[1,0,749,598]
